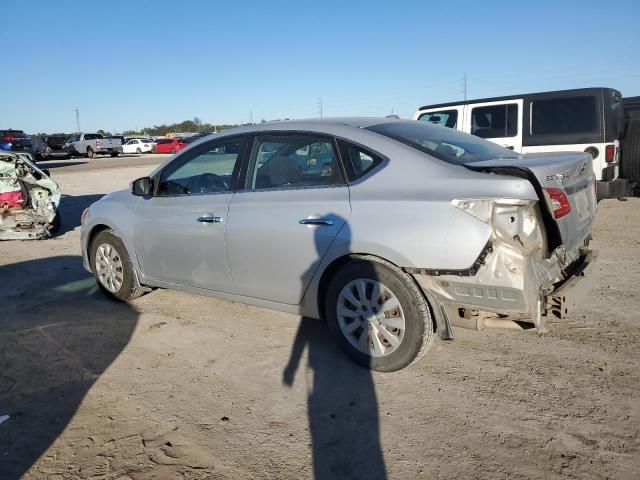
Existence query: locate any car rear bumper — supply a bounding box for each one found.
[545,250,598,320]
[410,243,596,332]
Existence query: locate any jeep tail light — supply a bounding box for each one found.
[605,145,615,163]
[543,187,571,219]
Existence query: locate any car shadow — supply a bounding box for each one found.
[56,194,104,235]
[283,215,388,479]
[0,255,138,479]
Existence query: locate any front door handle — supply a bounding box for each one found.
[299,218,334,226]
[197,215,223,223]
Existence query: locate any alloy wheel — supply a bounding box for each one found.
[336,278,406,357]
[95,242,124,293]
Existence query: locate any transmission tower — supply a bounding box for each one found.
[317,97,323,118]
[75,109,81,133]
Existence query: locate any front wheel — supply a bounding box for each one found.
[90,229,146,301]
[325,257,434,372]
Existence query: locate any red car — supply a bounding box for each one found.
[153,137,188,154]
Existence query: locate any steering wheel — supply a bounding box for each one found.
[193,173,228,193]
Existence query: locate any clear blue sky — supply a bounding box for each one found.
[2,0,639,133]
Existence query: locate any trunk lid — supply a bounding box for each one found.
[465,152,597,252]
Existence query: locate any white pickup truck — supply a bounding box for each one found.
[65,133,122,158]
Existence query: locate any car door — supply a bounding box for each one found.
[123,139,136,154]
[464,99,523,152]
[132,135,248,292]
[226,133,351,305]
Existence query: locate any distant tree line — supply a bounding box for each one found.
[122,117,240,136]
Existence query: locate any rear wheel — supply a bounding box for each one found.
[136,147,142,154]
[90,229,146,301]
[111,151,119,157]
[622,118,640,187]
[86,147,95,159]
[325,256,434,372]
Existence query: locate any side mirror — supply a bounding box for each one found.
[132,176,153,196]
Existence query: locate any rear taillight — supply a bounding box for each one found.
[144,144,149,147]
[96,139,101,147]
[544,187,571,219]
[605,145,615,163]
[2,135,13,143]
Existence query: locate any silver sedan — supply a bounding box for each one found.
[80,118,597,371]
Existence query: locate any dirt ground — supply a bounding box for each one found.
[1,158,639,479]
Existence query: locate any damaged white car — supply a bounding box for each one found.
[0,152,61,240]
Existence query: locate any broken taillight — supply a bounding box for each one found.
[543,187,571,219]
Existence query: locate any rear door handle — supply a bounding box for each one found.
[197,215,223,223]
[299,218,334,226]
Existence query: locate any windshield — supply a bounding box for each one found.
[366,121,518,164]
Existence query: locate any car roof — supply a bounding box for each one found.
[204,117,403,139]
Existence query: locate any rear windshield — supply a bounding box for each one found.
[366,121,518,164]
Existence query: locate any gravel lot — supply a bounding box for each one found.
[1,156,639,479]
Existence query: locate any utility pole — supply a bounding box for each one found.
[250,110,254,124]
[74,108,81,133]
[317,97,323,118]
[462,73,468,101]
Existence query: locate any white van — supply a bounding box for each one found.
[413,88,628,198]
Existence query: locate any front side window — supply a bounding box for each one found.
[248,135,344,190]
[418,109,458,128]
[156,138,246,196]
[531,96,597,135]
[471,103,518,138]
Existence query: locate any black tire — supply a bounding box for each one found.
[86,147,95,159]
[111,151,119,157]
[622,118,640,185]
[136,147,142,154]
[325,256,434,372]
[170,148,176,154]
[89,229,146,301]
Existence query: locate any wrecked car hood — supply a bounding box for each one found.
[1,152,61,240]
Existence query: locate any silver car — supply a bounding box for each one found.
[80,118,597,371]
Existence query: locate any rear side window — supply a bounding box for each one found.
[471,104,518,138]
[337,140,383,181]
[248,135,344,190]
[531,96,597,135]
[418,110,458,128]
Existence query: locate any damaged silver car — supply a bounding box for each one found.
[0,151,61,240]
[80,118,597,371]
